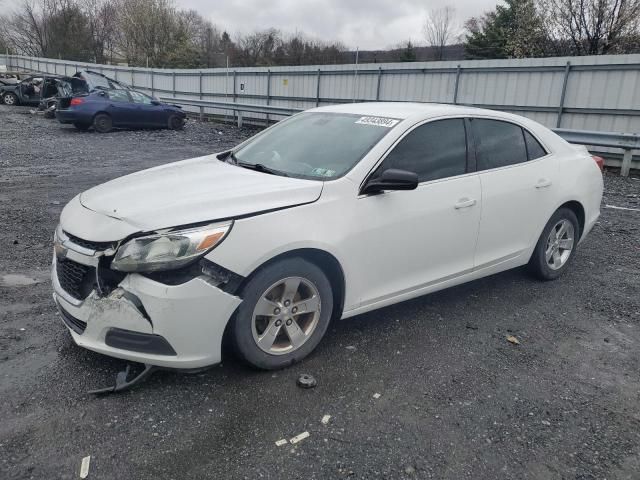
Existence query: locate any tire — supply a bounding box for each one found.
[93,113,112,133]
[168,114,184,130]
[528,207,579,281]
[44,109,56,119]
[74,122,90,131]
[3,93,18,106]
[230,257,334,370]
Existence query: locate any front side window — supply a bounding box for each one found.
[233,112,396,180]
[472,119,528,170]
[108,90,131,103]
[379,119,467,182]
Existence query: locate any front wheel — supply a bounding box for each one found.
[3,93,18,106]
[528,207,579,281]
[167,114,184,130]
[230,257,333,370]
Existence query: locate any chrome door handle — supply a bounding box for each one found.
[536,178,552,189]
[454,198,477,209]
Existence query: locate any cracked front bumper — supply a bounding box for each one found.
[52,255,242,369]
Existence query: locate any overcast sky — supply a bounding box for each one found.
[178,0,498,50]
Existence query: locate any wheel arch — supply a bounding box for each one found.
[92,110,111,121]
[557,200,585,239]
[238,248,346,322]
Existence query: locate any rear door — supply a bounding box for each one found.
[105,90,135,126]
[470,118,557,269]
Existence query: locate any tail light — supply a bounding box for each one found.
[592,155,604,172]
[70,97,84,106]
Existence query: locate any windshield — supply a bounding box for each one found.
[233,112,398,180]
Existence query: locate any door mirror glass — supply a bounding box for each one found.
[361,168,419,195]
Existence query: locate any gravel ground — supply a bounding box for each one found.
[0,105,639,480]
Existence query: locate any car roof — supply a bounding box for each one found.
[310,102,515,122]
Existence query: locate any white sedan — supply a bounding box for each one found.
[52,102,603,370]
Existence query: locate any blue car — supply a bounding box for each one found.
[56,89,186,133]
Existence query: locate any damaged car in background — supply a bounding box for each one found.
[51,102,603,391]
[0,70,129,118]
[56,88,186,132]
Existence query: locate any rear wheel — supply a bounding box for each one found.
[74,122,90,131]
[168,114,184,130]
[93,113,112,133]
[230,257,333,370]
[528,207,579,281]
[3,93,18,106]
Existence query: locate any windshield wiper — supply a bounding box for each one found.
[237,162,289,177]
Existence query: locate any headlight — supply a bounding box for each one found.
[111,221,232,273]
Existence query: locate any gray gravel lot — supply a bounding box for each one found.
[0,104,639,480]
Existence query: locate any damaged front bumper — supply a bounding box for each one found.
[52,231,242,369]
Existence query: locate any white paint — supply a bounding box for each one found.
[275,439,288,446]
[321,415,331,425]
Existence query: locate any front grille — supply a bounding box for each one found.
[58,303,87,334]
[56,258,96,300]
[63,231,115,251]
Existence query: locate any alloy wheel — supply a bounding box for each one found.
[545,219,574,270]
[251,276,321,355]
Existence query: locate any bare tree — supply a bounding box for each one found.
[424,6,456,60]
[2,0,93,60]
[82,0,118,63]
[539,0,640,55]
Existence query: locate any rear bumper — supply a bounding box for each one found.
[56,109,92,125]
[52,253,242,369]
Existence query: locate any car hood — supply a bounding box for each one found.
[79,154,323,232]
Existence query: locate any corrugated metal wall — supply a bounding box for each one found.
[2,53,639,132]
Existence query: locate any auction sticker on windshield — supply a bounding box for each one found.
[355,116,400,128]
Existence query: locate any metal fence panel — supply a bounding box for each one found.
[2,53,640,134]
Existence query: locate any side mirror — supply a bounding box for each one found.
[361,168,419,195]
[151,99,161,106]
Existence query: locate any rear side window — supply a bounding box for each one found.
[471,119,528,170]
[524,130,547,160]
[382,119,467,182]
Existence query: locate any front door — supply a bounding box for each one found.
[129,91,165,127]
[347,118,482,308]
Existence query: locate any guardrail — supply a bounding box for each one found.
[160,97,638,176]
[158,97,301,125]
[554,128,639,176]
